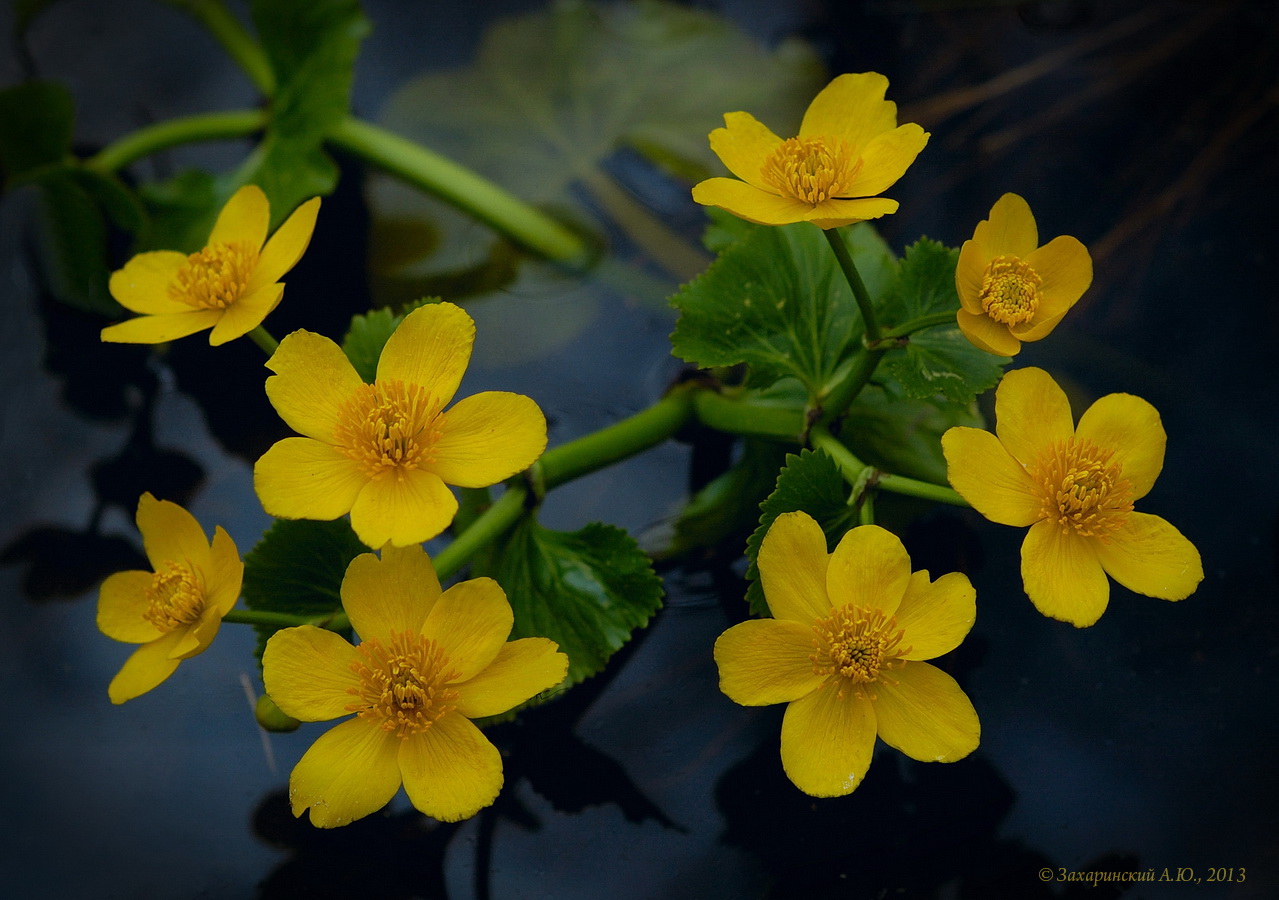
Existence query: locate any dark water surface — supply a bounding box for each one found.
[2,1,1276,898]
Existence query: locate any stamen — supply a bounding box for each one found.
[810,603,908,700]
[761,136,863,205]
[333,380,443,480]
[170,241,257,310]
[346,631,461,738]
[143,561,206,631]
[979,255,1043,325]
[1031,438,1134,539]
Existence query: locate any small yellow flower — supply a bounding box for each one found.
[262,543,568,827]
[96,493,243,703]
[942,367,1203,626]
[714,512,979,797]
[955,194,1092,357]
[253,302,547,548]
[102,185,321,346]
[691,72,929,229]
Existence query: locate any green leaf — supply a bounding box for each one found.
[27,171,119,316]
[241,518,365,661]
[339,298,436,383]
[136,169,222,253]
[492,517,664,686]
[743,449,858,616]
[843,381,984,485]
[0,81,73,182]
[880,239,1007,403]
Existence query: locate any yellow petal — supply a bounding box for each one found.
[97,570,163,643]
[208,184,269,250]
[849,123,929,197]
[780,686,876,797]
[246,196,321,293]
[208,282,283,346]
[894,571,976,661]
[422,577,513,682]
[799,72,897,152]
[135,493,211,574]
[1021,519,1110,626]
[691,177,817,225]
[713,618,825,706]
[954,240,989,315]
[941,426,1040,526]
[100,309,222,344]
[708,111,783,190]
[253,437,367,520]
[956,308,1020,357]
[757,511,831,623]
[173,607,221,659]
[431,392,547,487]
[289,717,402,828]
[873,661,979,761]
[826,524,911,617]
[262,625,362,721]
[398,714,503,823]
[107,630,185,703]
[981,193,1038,258]
[1026,234,1091,318]
[108,251,188,314]
[264,329,364,442]
[1075,392,1166,500]
[205,527,244,617]
[1094,512,1202,601]
[994,367,1075,467]
[806,196,898,227]
[348,468,458,548]
[341,544,441,641]
[377,302,475,408]
[454,637,568,719]
[1009,308,1067,343]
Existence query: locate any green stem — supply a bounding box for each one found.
[809,423,868,484]
[818,347,886,425]
[432,485,529,581]
[246,325,279,356]
[327,117,591,267]
[691,389,805,442]
[822,225,881,342]
[875,310,957,344]
[178,0,276,96]
[84,109,267,175]
[224,607,348,630]
[876,473,969,507]
[811,423,969,508]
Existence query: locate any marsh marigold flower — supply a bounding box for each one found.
[253,302,547,548]
[96,493,243,703]
[691,72,929,229]
[955,194,1092,357]
[102,184,320,346]
[714,512,979,797]
[942,367,1202,627]
[262,543,568,827]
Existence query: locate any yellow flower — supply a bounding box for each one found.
[714,512,979,797]
[691,72,929,229]
[942,367,1203,627]
[96,493,243,704]
[262,543,568,827]
[955,194,1092,357]
[102,185,321,346]
[253,302,547,548]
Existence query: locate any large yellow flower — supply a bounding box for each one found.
[942,367,1202,626]
[691,72,929,229]
[714,512,979,797]
[96,493,243,704]
[262,543,568,827]
[102,185,320,346]
[253,302,547,548]
[955,193,1092,357]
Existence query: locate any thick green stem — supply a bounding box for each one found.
[246,325,279,356]
[327,117,591,266]
[176,0,276,96]
[691,389,805,442]
[224,608,349,630]
[84,109,267,175]
[819,347,886,425]
[809,423,868,484]
[873,310,958,347]
[812,423,969,508]
[823,225,881,342]
[431,485,529,581]
[876,473,969,506]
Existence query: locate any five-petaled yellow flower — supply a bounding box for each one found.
[714,512,979,797]
[97,493,243,703]
[102,184,320,346]
[955,193,1092,357]
[262,543,568,827]
[253,301,547,549]
[942,367,1202,627]
[691,72,929,229]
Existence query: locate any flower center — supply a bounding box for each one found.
[760,136,862,205]
[347,631,461,738]
[810,603,908,699]
[1030,438,1134,539]
[143,561,206,632]
[333,380,443,480]
[978,255,1043,325]
[170,241,257,310]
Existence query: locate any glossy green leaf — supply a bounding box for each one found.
[842,381,984,485]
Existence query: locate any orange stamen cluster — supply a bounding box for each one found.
[761,137,862,205]
[333,380,443,480]
[811,603,908,699]
[170,241,256,310]
[979,255,1043,325]
[143,561,206,631]
[1031,438,1134,539]
[347,631,460,738]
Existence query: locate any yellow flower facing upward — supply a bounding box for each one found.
[253,302,547,549]
[97,493,243,704]
[714,512,979,797]
[262,543,568,827]
[102,185,320,346]
[942,367,1203,627]
[691,72,929,229]
[955,194,1092,357]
